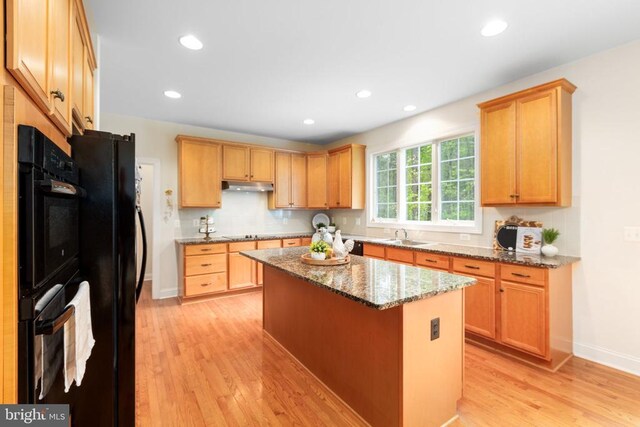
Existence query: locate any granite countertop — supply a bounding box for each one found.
[176,231,314,245]
[241,247,476,310]
[342,234,580,268]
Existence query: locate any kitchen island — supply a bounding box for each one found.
[241,247,477,427]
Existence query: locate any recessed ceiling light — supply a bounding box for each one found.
[356,89,372,99]
[481,20,508,37]
[163,90,182,99]
[303,119,315,125]
[179,34,203,50]
[403,105,417,112]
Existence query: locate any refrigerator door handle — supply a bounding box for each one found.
[135,206,147,303]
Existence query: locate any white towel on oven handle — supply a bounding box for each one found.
[63,281,95,392]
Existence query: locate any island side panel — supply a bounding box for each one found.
[402,289,463,426]
[263,266,402,426]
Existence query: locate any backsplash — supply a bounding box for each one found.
[329,197,580,256]
[175,191,322,238]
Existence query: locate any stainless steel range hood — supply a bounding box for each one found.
[222,181,274,192]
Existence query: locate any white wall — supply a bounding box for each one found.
[328,40,640,375]
[99,113,326,298]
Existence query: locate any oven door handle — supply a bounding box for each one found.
[38,179,86,197]
[35,306,75,336]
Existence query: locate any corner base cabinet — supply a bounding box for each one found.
[479,79,576,207]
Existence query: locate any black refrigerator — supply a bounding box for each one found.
[70,129,142,426]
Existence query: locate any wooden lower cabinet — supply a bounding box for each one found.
[256,240,282,285]
[185,273,227,297]
[463,277,496,339]
[359,243,572,368]
[499,281,546,357]
[228,241,258,289]
[179,245,228,299]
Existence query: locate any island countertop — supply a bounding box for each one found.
[241,247,476,310]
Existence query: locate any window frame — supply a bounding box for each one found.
[368,129,482,234]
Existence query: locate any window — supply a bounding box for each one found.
[371,132,479,231]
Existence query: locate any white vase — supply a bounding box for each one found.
[327,225,336,233]
[310,252,326,260]
[541,244,559,257]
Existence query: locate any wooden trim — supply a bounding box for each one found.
[175,134,305,154]
[179,285,262,304]
[327,143,366,154]
[477,78,576,109]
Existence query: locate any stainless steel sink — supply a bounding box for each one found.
[373,238,437,247]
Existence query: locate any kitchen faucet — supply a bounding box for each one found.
[395,228,408,240]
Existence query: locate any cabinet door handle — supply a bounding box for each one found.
[201,263,212,267]
[85,116,93,124]
[423,259,437,263]
[500,288,505,292]
[245,174,248,177]
[511,272,531,278]
[509,194,520,198]
[50,89,65,102]
[250,175,254,178]
[200,283,211,287]
[464,265,480,270]
[200,248,213,252]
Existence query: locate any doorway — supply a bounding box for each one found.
[136,157,161,299]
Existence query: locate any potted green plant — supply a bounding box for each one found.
[316,222,327,231]
[309,240,329,260]
[328,222,336,233]
[541,228,560,257]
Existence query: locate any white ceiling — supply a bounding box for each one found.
[86,0,640,144]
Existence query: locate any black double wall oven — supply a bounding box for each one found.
[17,125,85,405]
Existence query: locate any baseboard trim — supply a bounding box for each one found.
[157,288,178,300]
[574,342,640,377]
[144,273,152,281]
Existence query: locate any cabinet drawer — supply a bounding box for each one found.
[386,248,414,265]
[257,239,281,249]
[184,273,227,296]
[228,241,257,253]
[363,244,385,259]
[185,243,227,256]
[282,238,301,247]
[415,252,450,270]
[453,258,495,278]
[501,264,546,287]
[185,254,227,276]
[300,237,312,246]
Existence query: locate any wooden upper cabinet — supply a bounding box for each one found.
[71,7,85,127]
[270,152,306,208]
[517,90,557,204]
[177,137,222,208]
[478,79,575,207]
[6,0,51,112]
[222,145,250,181]
[83,53,95,129]
[327,145,366,209]
[290,154,307,207]
[49,0,72,135]
[306,153,328,209]
[273,152,292,208]
[480,101,516,205]
[7,0,96,137]
[249,148,274,182]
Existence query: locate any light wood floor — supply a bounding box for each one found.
[136,286,640,426]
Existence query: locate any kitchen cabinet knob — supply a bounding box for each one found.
[509,194,520,198]
[85,116,93,124]
[250,175,254,178]
[336,202,340,205]
[50,89,65,102]
[464,265,480,270]
[245,174,248,177]
[500,288,505,293]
